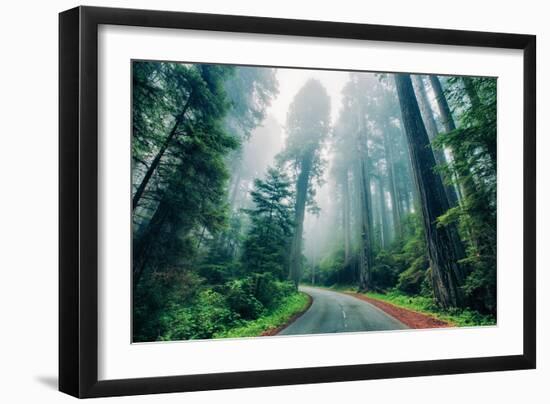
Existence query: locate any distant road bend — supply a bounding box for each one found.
[278,286,408,336]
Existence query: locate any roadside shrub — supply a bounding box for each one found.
[396,257,428,295]
[133,268,203,342]
[225,278,264,320]
[462,259,497,315]
[316,248,345,285]
[198,264,229,285]
[372,250,401,290]
[254,272,294,309]
[160,289,238,341]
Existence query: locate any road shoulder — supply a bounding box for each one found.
[344,292,453,329]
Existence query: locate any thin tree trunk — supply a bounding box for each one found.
[413,75,459,207]
[196,225,207,250]
[288,152,313,288]
[341,168,352,263]
[132,92,193,211]
[429,75,456,132]
[383,124,402,239]
[401,178,411,214]
[357,156,374,291]
[431,75,481,249]
[376,176,390,248]
[353,102,375,292]
[395,73,466,309]
[229,166,242,208]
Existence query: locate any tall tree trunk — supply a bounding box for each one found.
[288,151,313,288]
[397,125,417,216]
[354,104,375,292]
[376,176,390,248]
[429,76,456,133]
[395,74,466,309]
[428,76,465,205]
[229,165,242,208]
[341,168,352,263]
[132,92,193,211]
[413,75,459,207]
[413,76,440,138]
[401,177,411,214]
[431,75,481,250]
[356,156,374,291]
[196,225,207,250]
[357,125,373,291]
[382,125,402,239]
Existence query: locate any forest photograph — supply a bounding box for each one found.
[131,60,497,343]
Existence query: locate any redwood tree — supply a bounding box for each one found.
[394,73,466,308]
[278,79,330,287]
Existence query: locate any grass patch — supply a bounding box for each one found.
[312,284,495,327]
[363,290,496,327]
[213,292,310,338]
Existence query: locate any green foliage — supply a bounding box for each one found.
[433,76,497,314]
[160,289,238,341]
[133,269,203,342]
[240,167,294,280]
[132,61,287,342]
[132,62,497,342]
[388,213,429,295]
[253,272,296,309]
[317,248,345,285]
[224,278,265,320]
[214,292,310,339]
[396,260,428,295]
[156,279,298,341]
[371,257,397,290]
[364,290,496,327]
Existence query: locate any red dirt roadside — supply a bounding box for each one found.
[345,292,453,329]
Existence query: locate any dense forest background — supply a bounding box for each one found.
[132,60,497,342]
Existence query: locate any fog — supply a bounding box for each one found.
[235,68,398,271]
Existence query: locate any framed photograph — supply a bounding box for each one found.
[59,6,536,398]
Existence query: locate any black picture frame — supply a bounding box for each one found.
[59,5,536,398]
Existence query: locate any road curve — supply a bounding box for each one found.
[278,286,408,336]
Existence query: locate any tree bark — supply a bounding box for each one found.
[228,165,242,208]
[429,75,456,132]
[375,176,390,248]
[413,75,459,207]
[353,105,375,292]
[395,74,465,309]
[357,156,374,291]
[341,168,352,263]
[431,75,482,249]
[288,151,313,288]
[382,124,402,239]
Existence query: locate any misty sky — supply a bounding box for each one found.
[247,67,352,263]
[267,67,350,129]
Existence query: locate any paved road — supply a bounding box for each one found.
[278,286,408,336]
